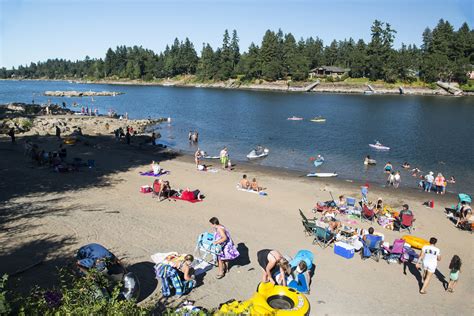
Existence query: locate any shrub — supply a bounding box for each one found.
[6,270,150,315]
[20,118,33,130]
[0,275,11,315]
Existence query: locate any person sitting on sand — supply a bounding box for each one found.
[337,195,346,210]
[171,254,196,286]
[455,201,472,228]
[151,160,162,175]
[375,197,383,214]
[287,261,311,294]
[159,180,176,200]
[251,178,264,192]
[257,249,290,286]
[239,174,250,189]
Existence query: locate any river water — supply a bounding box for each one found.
[1,80,473,194]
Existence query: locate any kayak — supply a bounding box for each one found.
[287,116,303,121]
[247,147,269,159]
[310,117,326,123]
[306,172,338,178]
[369,143,390,150]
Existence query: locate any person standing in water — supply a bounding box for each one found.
[220,147,229,169]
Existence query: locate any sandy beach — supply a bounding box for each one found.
[0,129,472,315]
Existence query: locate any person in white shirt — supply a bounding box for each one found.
[151,160,161,175]
[424,171,434,192]
[416,237,441,294]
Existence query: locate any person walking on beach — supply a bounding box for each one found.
[447,255,462,293]
[55,126,61,139]
[210,217,240,279]
[194,148,202,169]
[416,237,441,294]
[220,147,229,169]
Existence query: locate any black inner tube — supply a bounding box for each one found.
[267,295,295,310]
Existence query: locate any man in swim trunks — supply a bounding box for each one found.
[239,174,250,189]
[416,237,441,294]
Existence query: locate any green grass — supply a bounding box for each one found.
[460,79,474,92]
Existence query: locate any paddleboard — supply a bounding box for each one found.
[306,173,338,177]
[369,143,390,150]
[203,155,220,159]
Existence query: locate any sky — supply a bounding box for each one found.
[1,0,473,68]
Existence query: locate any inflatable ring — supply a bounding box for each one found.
[402,235,429,250]
[218,283,310,315]
[64,138,76,145]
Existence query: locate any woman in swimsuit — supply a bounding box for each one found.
[210,217,240,279]
[257,249,290,285]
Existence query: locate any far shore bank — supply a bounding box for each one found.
[2,78,473,97]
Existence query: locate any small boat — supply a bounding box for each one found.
[310,116,326,123]
[306,172,338,178]
[369,141,390,151]
[287,116,303,121]
[247,146,269,159]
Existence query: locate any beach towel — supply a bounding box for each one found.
[170,196,203,203]
[139,170,170,177]
[236,185,267,196]
[154,263,194,297]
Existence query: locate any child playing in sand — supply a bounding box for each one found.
[447,255,462,293]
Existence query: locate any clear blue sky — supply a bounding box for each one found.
[1,0,472,68]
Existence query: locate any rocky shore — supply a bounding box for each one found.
[44,90,124,97]
[0,102,164,137]
[83,78,461,96]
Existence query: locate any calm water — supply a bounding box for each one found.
[1,80,473,194]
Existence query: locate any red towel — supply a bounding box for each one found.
[170,196,202,203]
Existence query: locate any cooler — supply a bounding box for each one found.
[334,241,355,259]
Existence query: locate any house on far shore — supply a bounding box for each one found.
[309,66,350,78]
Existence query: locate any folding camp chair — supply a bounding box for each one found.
[361,205,376,222]
[299,209,317,236]
[361,235,383,262]
[312,224,335,249]
[383,239,405,263]
[397,214,415,234]
[194,232,222,266]
[152,179,161,198]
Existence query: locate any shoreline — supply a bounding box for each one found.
[2,78,472,97]
[0,131,470,314]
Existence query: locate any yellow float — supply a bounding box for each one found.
[63,138,76,145]
[217,282,310,316]
[402,235,429,249]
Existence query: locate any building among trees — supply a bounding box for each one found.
[309,66,350,78]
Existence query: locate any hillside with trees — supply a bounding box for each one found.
[1,19,472,85]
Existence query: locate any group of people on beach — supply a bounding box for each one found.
[239,174,264,192]
[381,161,455,194]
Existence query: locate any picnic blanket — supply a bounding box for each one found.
[139,170,169,177]
[236,185,267,196]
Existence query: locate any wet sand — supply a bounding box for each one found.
[0,133,471,315]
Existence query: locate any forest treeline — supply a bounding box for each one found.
[1,19,473,84]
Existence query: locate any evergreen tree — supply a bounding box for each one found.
[260,30,281,81]
[231,30,240,71]
[217,30,234,80]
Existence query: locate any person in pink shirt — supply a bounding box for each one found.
[434,173,445,195]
